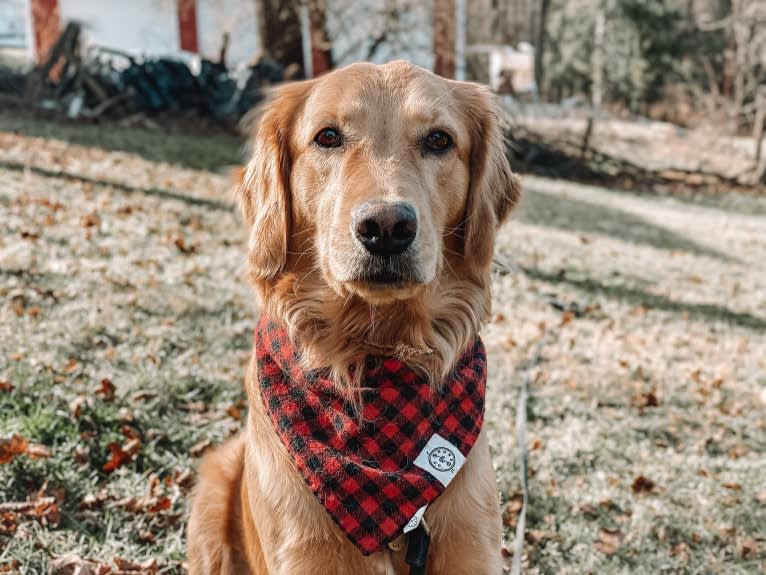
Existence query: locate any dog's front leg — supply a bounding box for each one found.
[243,412,403,575]
[423,429,504,575]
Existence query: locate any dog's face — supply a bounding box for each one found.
[239,61,518,305]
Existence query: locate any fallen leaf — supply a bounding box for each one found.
[0,434,29,464]
[174,236,197,254]
[720,495,741,506]
[49,554,111,575]
[0,560,20,572]
[120,425,141,440]
[103,442,133,472]
[26,442,52,459]
[727,445,748,459]
[33,497,60,527]
[595,528,624,554]
[502,493,524,527]
[631,475,656,494]
[190,439,213,458]
[131,390,157,402]
[110,496,140,513]
[147,497,171,513]
[0,511,17,535]
[0,380,14,393]
[180,401,207,413]
[577,503,599,519]
[503,335,517,349]
[123,438,141,456]
[722,482,742,491]
[738,537,758,558]
[671,542,690,563]
[80,490,109,510]
[69,396,87,418]
[226,405,242,421]
[73,444,90,464]
[114,557,158,573]
[718,527,737,541]
[525,529,551,544]
[174,469,195,492]
[631,389,659,408]
[11,294,25,316]
[80,213,101,228]
[95,378,116,401]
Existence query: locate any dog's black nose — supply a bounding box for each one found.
[353,202,417,257]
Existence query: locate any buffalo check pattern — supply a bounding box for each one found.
[255,316,486,555]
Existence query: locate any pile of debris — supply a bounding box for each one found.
[2,22,293,124]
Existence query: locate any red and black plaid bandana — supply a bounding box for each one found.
[254,315,486,555]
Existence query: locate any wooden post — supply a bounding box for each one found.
[753,90,766,185]
[309,0,332,76]
[433,0,456,78]
[30,0,61,66]
[178,0,199,53]
[581,116,594,158]
[753,90,765,166]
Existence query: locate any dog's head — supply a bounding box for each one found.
[238,61,519,306]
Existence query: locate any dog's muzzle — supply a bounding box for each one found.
[351,201,419,284]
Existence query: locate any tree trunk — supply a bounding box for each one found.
[309,0,332,76]
[534,0,551,99]
[433,0,456,78]
[256,0,305,74]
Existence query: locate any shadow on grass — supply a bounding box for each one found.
[522,266,766,332]
[517,189,733,262]
[0,160,234,211]
[0,112,244,172]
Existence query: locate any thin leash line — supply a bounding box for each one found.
[510,328,551,575]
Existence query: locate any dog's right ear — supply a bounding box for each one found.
[237,80,314,280]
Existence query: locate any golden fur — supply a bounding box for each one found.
[188,61,520,574]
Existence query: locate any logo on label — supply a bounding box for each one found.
[413,433,467,488]
[428,446,456,472]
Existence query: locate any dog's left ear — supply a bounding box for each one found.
[238,80,314,281]
[459,84,521,278]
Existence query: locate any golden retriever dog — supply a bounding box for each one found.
[187,60,520,574]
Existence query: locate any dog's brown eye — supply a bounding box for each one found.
[423,130,453,153]
[314,128,343,149]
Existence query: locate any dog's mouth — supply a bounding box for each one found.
[340,254,426,303]
[355,254,420,284]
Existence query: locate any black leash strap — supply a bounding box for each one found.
[406,523,431,575]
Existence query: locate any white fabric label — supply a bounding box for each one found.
[403,504,428,534]
[413,433,466,487]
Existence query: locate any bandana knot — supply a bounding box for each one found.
[255,316,486,555]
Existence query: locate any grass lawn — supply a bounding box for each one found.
[1,117,765,574]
